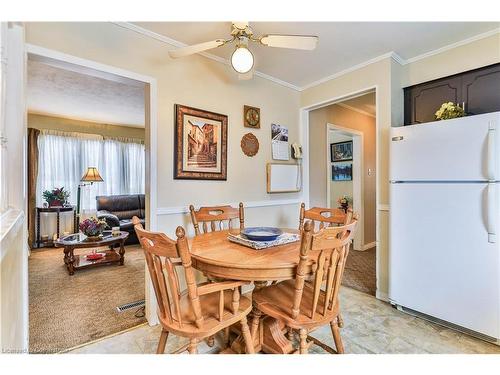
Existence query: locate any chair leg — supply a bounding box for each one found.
[330,319,344,354]
[188,338,198,354]
[250,308,262,341]
[337,313,344,328]
[240,316,255,354]
[223,327,231,348]
[156,329,169,354]
[206,335,215,347]
[299,328,308,354]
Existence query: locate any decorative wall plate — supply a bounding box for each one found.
[241,133,259,157]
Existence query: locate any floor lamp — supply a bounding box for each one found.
[76,167,104,230]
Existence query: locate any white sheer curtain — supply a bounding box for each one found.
[36,129,145,213]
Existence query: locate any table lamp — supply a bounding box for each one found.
[76,167,104,228]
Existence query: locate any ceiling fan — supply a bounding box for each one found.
[168,22,318,79]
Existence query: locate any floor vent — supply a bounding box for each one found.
[116,299,145,313]
[396,305,499,345]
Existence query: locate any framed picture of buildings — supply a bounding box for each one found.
[174,104,228,180]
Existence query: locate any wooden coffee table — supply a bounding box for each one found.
[55,231,129,275]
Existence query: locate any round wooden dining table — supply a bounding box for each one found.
[189,228,314,354]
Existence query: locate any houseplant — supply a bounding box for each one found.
[79,216,107,241]
[337,195,353,213]
[42,187,70,207]
[435,102,466,120]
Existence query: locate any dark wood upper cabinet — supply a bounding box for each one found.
[404,63,500,125]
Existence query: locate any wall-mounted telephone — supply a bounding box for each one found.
[291,143,303,159]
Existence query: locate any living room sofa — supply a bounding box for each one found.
[96,194,145,245]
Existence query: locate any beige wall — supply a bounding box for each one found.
[301,32,500,299]
[28,113,145,140]
[401,33,500,88]
[309,104,376,246]
[25,22,302,238]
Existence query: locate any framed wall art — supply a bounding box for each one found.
[332,162,353,181]
[174,104,228,180]
[330,140,353,162]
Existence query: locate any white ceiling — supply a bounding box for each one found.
[27,59,145,127]
[133,22,499,88]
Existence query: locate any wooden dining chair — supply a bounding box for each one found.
[189,203,246,346]
[189,203,244,235]
[299,203,353,231]
[252,219,357,354]
[132,217,255,354]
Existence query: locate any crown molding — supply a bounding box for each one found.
[111,22,500,93]
[404,27,500,64]
[111,22,302,91]
[336,102,376,118]
[299,52,403,91]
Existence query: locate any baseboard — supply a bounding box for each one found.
[362,241,376,251]
[353,241,376,251]
[376,290,389,302]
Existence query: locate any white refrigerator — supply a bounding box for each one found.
[389,111,500,343]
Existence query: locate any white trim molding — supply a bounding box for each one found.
[336,102,376,118]
[362,241,377,251]
[156,198,302,216]
[376,290,390,302]
[405,27,500,64]
[301,52,403,91]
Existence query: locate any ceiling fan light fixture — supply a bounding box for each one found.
[231,46,254,74]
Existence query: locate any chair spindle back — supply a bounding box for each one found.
[292,219,357,320]
[299,203,353,231]
[189,203,244,235]
[132,217,204,329]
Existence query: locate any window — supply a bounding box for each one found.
[36,129,145,212]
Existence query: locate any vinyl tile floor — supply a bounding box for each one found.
[68,286,500,354]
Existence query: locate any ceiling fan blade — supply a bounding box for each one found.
[238,68,254,81]
[260,34,318,50]
[168,39,226,58]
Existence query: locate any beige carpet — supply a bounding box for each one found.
[29,244,146,353]
[342,247,376,296]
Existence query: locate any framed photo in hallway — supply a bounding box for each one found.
[332,162,353,181]
[331,140,353,162]
[174,104,228,180]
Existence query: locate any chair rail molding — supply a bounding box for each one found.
[156,198,302,216]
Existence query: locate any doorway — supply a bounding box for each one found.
[25,44,158,353]
[304,89,377,296]
[327,124,364,250]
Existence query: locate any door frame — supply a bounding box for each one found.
[326,123,364,250]
[300,85,379,296]
[24,43,159,325]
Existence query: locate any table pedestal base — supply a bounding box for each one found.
[230,315,294,354]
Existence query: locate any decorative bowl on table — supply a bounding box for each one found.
[86,252,104,261]
[79,216,107,241]
[241,227,283,241]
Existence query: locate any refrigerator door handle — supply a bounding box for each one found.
[487,121,497,181]
[487,183,497,243]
